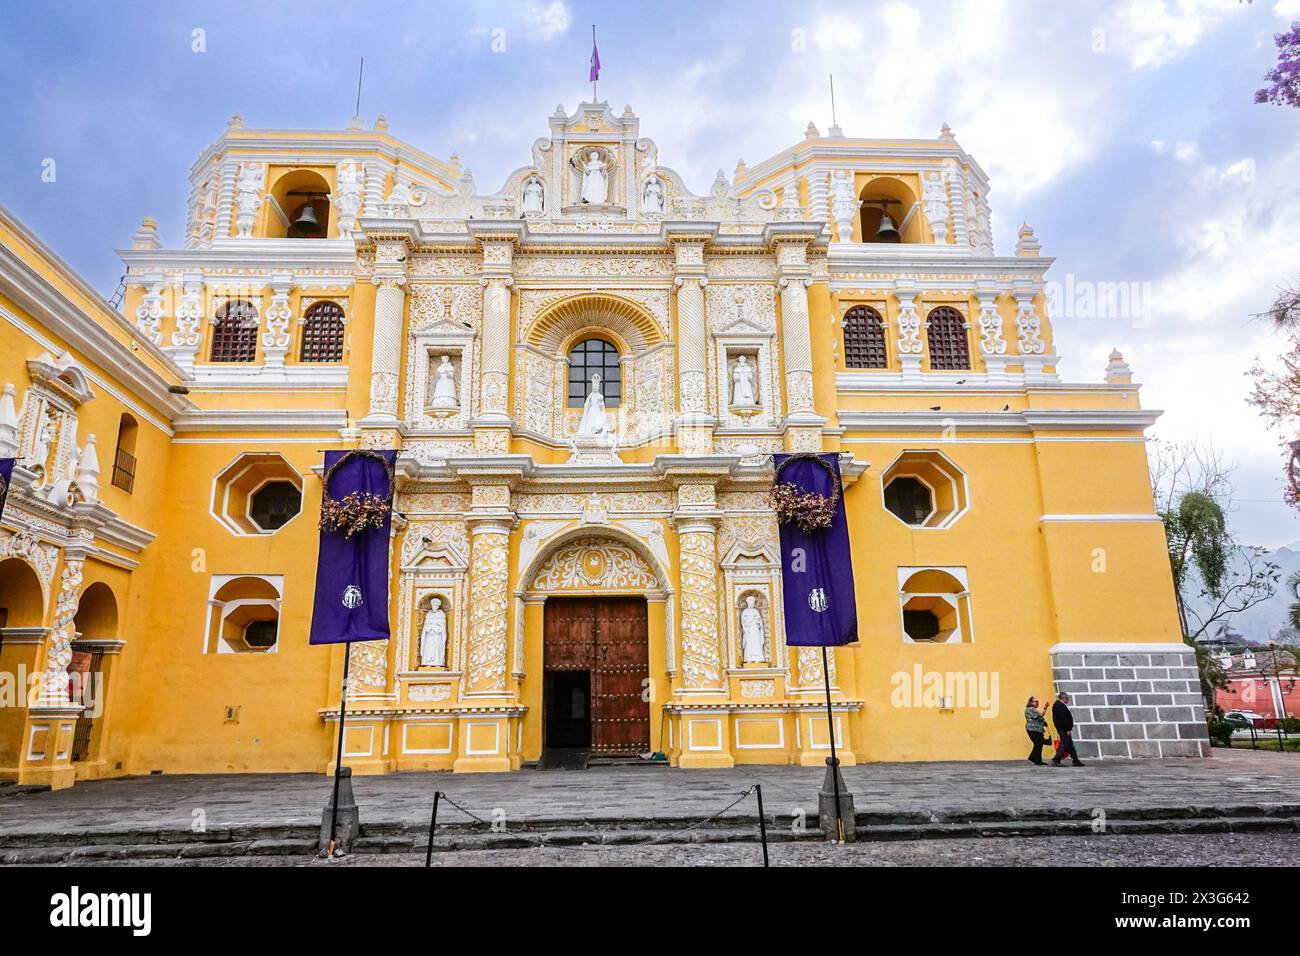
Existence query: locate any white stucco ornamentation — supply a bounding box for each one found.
[1016,296,1046,355]
[922,170,950,244]
[976,294,1007,355]
[829,170,861,243]
[896,301,924,354]
[134,278,165,345]
[233,162,265,238]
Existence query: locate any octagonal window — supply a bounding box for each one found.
[211,453,305,536]
[902,608,941,642]
[879,450,969,529]
[249,481,302,531]
[884,476,934,526]
[899,567,973,644]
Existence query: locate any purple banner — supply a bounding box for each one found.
[774,453,858,647]
[308,450,398,646]
[0,458,14,522]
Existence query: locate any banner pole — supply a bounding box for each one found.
[755,784,769,868]
[424,790,441,868]
[327,646,351,857]
[821,645,844,843]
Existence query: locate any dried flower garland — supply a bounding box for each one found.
[769,453,841,533]
[319,450,395,538]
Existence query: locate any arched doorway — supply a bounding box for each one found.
[522,531,669,764]
[0,557,47,774]
[69,582,119,763]
[543,596,648,756]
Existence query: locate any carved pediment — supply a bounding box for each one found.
[26,352,94,406]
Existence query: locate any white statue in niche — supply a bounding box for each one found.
[430,355,458,409]
[731,355,757,407]
[740,596,766,664]
[419,597,448,668]
[522,176,544,214]
[643,175,664,214]
[578,150,609,204]
[576,373,611,436]
[27,415,55,475]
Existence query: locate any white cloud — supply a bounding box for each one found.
[527,1,571,42]
[1107,0,1244,70]
[1275,0,1300,17]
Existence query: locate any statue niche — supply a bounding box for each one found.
[566,147,620,212]
[418,595,449,668]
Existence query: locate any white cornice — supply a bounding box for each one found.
[827,246,1054,277]
[835,374,1138,395]
[118,238,358,275]
[737,138,991,193]
[836,408,1161,433]
[187,364,349,389]
[190,130,460,188]
[172,408,349,433]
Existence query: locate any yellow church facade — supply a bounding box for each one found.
[0,103,1206,790]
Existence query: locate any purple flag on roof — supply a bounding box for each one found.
[774,453,858,647]
[589,35,601,83]
[0,458,14,522]
[309,449,398,646]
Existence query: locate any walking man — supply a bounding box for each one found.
[1050,691,1086,766]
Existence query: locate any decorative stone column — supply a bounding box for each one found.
[975,285,1008,384]
[768,224,825,451]
[214,160,238,240]
[165,273,204,372]
[363,237,410,427]
[468,225,522,456]
[233,162,265,239]
[671,479,724,694]
[829,170,860,243]
[21,547,87,790]
[1013,282,1049,383]
[134,274,166,346]
[463,483,516,697]
[668,228,715,455]
[262,273,293,371]
[894,283,924,385]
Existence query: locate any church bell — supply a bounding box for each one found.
[290,201,322,237]
[874,210,901,243]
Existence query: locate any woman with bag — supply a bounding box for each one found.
[1024,695,1050,765]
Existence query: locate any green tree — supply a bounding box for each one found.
[1150,439,1279,703]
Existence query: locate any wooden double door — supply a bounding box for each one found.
[543,597,650,756]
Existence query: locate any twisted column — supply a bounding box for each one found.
[479,277,513,421]
[464,519,512,695]
[675,277,708,417]
[780,277,816,416]
[367,274,407,420]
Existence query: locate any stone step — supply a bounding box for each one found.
[5,802,1300,851]
[0,781,50,800]
[2,815,1296,863]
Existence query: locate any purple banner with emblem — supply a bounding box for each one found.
[308,449,398,646]
[774,452,858,647]
[0,458,14,522]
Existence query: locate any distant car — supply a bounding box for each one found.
[1223,711,1266,730]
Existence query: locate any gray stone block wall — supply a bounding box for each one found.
[1049,643,1210,759]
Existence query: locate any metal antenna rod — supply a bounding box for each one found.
[829,74,838,128]
[354,57,365,119]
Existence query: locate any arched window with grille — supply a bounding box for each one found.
[842,306,888,369]
[210,300,259,363]
[567,338,621,408]
[925,307,970,371]
[300,301,345,362]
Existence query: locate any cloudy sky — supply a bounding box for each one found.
[2,0,1298,546]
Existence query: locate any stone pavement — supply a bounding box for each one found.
[2,749,1297,843]
[75,831,1300,868]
